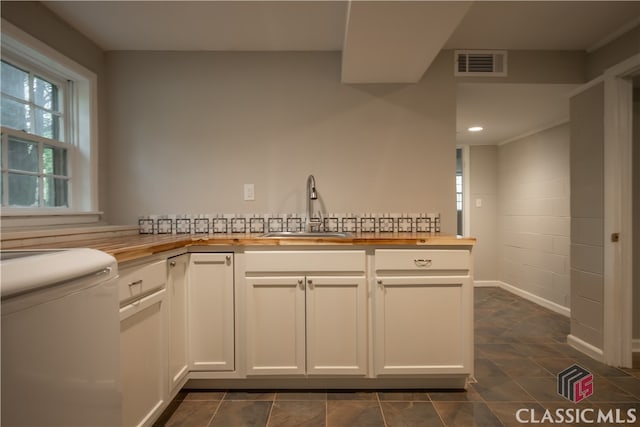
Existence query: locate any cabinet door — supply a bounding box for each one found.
[167,254,189,391]
[245,276,306,375]
[306,276,367,375]
[374,275,472,375]
[120,289,167,427]
[188,253,234,371]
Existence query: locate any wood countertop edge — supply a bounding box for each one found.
[191,237,476,246]
[114,235,476,262]
[8,233,476,263]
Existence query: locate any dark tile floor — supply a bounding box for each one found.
[155,287,640,426]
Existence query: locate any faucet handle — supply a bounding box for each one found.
[307,214,323,232]
[308,216,322,224]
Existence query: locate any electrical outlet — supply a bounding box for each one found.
[244,184,255,201]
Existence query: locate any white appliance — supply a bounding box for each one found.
[1,248,121,426]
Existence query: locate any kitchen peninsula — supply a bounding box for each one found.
[4,230,475,427]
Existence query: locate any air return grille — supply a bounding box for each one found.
[455,50,507,76]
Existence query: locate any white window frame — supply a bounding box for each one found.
[1,55,69,140]
[2,54,72,208]
[1,129,72,208]
[1,19,98,222]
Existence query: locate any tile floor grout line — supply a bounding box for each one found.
[502,360,549,405]
[429,400,448,427]
[324,396,328,427]
[376,391,388,427]
[264,398,275,427]
[205,398,223,427]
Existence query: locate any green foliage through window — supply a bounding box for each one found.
[1,59,70,208]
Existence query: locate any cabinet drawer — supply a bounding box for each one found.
[245,251,366,273]
[375,249,470,272]
[118,259,166,305]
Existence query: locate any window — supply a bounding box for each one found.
[1,20,98,217]
[1,59,71,207]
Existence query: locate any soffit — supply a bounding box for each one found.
[340,1,471,83]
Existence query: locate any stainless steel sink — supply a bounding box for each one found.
[260,231,353,238]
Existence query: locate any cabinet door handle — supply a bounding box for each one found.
[169,261,176,267]
[298,279,304,289]
[377,279,383,288]
[414,259,432,268]
[307,279,313,289]
[128,279,143,287]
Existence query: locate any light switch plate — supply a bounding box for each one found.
[244,184,255,201]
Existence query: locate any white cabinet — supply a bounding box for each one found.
[245,276,306,375]
[119,260,167,427]
[244,251,367,376]
[188,253,235,371]
[374,249,473,376]
[167,254,189,392]
[306,275,367,375]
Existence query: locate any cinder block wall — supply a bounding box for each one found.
[497,124,571,308]
[569,82,605,350]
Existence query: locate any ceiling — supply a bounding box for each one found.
[43,1,640,53]
[456,83,578,145]
[42,1,640,145]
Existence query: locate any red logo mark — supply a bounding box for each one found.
[558,364,594,403]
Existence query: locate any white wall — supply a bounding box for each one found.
[469,145,498,280]
[633,87,639,341]
[466,124,570,307]
[105,51,457,231]
[569,83,605,350]
[498,124,571,308]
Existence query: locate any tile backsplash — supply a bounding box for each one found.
[138,213,441,235]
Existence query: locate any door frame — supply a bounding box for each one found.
[603,53,640,368]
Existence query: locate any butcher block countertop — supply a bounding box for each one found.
[12,232,476,263]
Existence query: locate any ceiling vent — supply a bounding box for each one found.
[455,50,507,77]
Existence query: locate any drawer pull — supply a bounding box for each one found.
[414,259,432,268]
[128,279,143,287]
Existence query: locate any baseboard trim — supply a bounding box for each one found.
[567,334,605,362]
[473,280,501,288]
[474,280,570,318]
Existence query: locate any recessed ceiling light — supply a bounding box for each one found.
[468,126,483,132]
